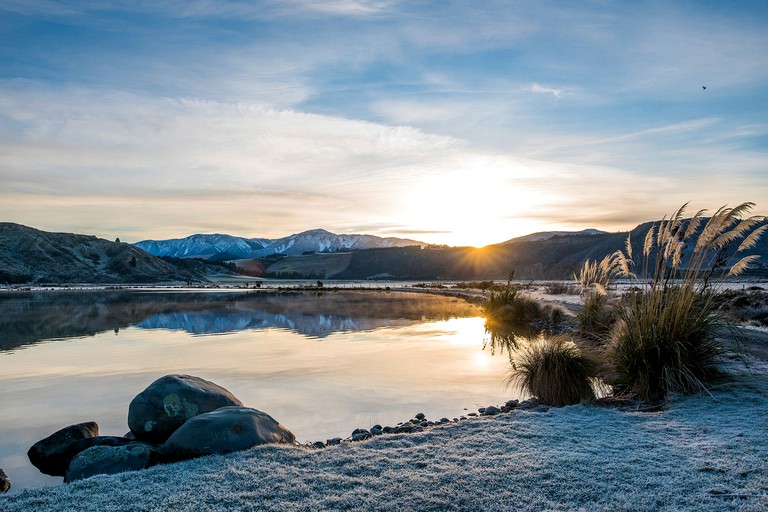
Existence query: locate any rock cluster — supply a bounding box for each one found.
[26,374,295,484]
[305,399,548,449]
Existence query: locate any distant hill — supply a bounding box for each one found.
[503,229,608,244]
[135,229,423,260]
[282,221,768,280]
[0,223,218,285]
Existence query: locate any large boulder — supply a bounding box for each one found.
[162,406,295,461]
[65,442,160,483]
[28,421,99,476]
[128,374,243,443]
[0,467,10,493]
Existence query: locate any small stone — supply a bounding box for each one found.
[452,418,459,422]
[351,428,370,437]
[312,441,325,449]
[517,400,537,410]
[383,426,394,433]
[371,427,383,436]
[482,406,501,416]
[0,467,10,493]
[478,407,486,414]
[326,438,342,446]
[419,421,429,427]
[468,412,477,417]
[460,416,467,420]
[351,432,370,442]
[415,412,426,420]
[505,399,519,408]
[372,424,382,430]
[440,418,450,423]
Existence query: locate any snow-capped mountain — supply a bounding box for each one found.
[135,229,423,260]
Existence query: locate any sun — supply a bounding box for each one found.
[397,157,548,247]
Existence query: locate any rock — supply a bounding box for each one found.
[0,467,10,493]
[65,442,159,483]
[326,438,342,446]
[372,424,382,430]
[351,429,370,442]
[415,412,426,420]
[382,426,394,434]
[371,426,383,436]
[128,374,243,443]
[517,400,538,410]
[440,418,450,423]
[28,421,100,476]
[312,441,325,449]
[163,406,295,461]
[478,407,486,414]
[482,406,501,416]
[505,399,519,408]
[467,412,477,417]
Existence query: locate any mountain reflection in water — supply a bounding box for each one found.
[0,290,481,350]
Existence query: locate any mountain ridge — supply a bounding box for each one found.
[135,229,425,260]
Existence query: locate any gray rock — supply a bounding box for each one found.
[505,399,519,408]
[482,406,501,416]
[371,427,383,436]
[65,442,159,483]
[28,421,99,476]
[163,406,295,461]
[326,438,342,446]
[0,467,10,493]
[440,418,450,423]
[415,412,426,420]
[312,441,325,449]
[128,374,243,443]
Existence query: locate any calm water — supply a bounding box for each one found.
[0,289,516,491]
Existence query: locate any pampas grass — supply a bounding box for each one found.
[609,202,766,400]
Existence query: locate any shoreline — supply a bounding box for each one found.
[2,361,766,511]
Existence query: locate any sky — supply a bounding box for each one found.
[1,0,767,247]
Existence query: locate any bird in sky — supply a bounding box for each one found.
[702,85,707,90]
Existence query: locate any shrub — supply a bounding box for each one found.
[506,335,601,406]
[609,202,766,401]
[544,282,578,295]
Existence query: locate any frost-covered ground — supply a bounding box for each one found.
[2,364,767,511]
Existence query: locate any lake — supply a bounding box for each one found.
[0,289,517,492]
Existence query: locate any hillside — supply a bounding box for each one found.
[283,221,768,280]
[0,223,216,285]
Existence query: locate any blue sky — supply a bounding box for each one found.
[1,0,767,246]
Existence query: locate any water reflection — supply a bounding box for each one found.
[0,290,480,350]
[0,291,514,492]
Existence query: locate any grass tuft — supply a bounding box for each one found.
[507,335,601,406]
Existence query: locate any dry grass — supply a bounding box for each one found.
[506,335,601,406]
[609,202,766,400]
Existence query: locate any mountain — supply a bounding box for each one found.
[503,229,608,243]
[135,234,267,261]
[0,223,218,285]
[316,221,768,281]
[135,229,423,260]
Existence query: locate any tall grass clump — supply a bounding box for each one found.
[507,335,601,406]
[611,201,766,401]
[573,247,629,340]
